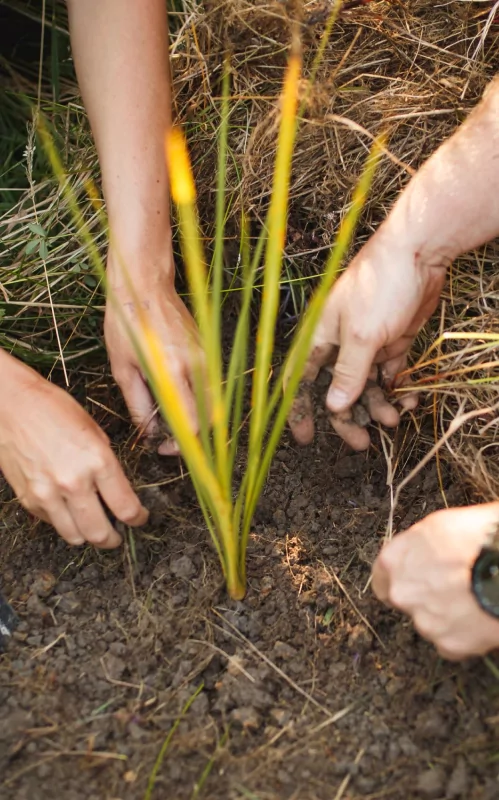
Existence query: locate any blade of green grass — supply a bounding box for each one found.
[166,130,230,498]
[227,214,251,478]
[224,218,267,423]
[304,0,343,103]
[190,727,230,799]
[144,684,204,800]
[246,52,301,503]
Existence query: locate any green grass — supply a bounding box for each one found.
[144,683,204,800]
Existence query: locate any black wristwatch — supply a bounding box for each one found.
[472,539,499,620]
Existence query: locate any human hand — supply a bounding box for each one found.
[288,229,447,450]
[104,273,205,456]
[0,353,148,548]
[372,504,499,660]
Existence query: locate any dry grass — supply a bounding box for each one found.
[1,0,499,497]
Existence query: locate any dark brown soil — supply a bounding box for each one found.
[1,383,499,800]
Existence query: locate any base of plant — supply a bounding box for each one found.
[226,573,246,601]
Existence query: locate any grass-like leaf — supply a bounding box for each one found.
[40,36,379,600]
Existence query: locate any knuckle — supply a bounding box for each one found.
[349,324,372,348]
[436,638,466,661]
[194,347,207,370]
[30,482,55,505]
[413,615,434,641]
[91,449,111,473]
[87,530,110,547]
[387,584,407,610]
[120,502,141,524]
[333,362,361,385]
[57,472,86,496]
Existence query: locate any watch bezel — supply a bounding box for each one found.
[471,546,499,619]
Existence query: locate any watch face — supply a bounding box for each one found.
[0,592,18,652]
[472,548,499,617]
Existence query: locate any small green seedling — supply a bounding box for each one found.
[26,221,48,260]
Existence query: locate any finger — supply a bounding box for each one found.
[436,635,477,662]
[158,437,181,457]
[361,381,400,428]
[413,612,447,643]
[41,500,85,547]
[96,455,149,527]
[287,342,335,445]
[329,408,370,451]
[288,381,315,446]
[372,534,416,610]
[159,375,199,456]
[180,373,200,431]
[372,535,410,606]
[395,374,419,413]
[398,385,419,413]
[326,336,377,414]
[119,369,159,436]
[382,354,419,413]
[436,644,468,663]
[66,492,122,549]
[371,555,391,605]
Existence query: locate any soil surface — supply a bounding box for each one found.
[1,380,499,800]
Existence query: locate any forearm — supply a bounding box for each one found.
[66,0,173,287]
[381,77,499,266]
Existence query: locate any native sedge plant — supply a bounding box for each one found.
[150,55,380,600]
[40,50,381,600]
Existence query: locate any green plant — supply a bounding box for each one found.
[145,54,380,599]
[40,45,380,601]
[144,683,204,800]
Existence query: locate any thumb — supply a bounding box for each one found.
[326,337,377,413]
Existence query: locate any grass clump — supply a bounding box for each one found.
[153,53,379,599]
[41,39,380,599]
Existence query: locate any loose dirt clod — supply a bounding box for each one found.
[446,757,469,799]
[417,767,446,798]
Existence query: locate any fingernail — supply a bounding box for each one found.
[327,386,349,411]
[158,438,180,456]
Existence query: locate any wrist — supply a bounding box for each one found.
[360,220,424,275]
[106,240,176,296]
[375,195,455,275]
